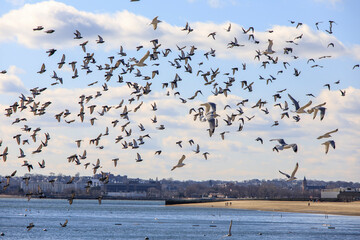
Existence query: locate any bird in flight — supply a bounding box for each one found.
[279,162,299,181]
[150,16,161,30]
[317,129,338,139]
[134,50,150,67]
[171,155,186,171]
[322,140,335,154]
[271,139,298,153]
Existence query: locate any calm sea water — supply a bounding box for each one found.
[0,198,359,240]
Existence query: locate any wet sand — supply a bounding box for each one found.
[173,200,360,216]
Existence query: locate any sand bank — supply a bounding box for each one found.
[172,200,360,216]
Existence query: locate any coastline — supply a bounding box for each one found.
[171,200,360,216]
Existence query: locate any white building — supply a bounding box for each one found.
[321,188,340,199]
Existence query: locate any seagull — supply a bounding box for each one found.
[322,140,335,154]
[288,94,312,113]
[27,222,35,231]
[135,153,143,162]
[220,131,229,140]
[150,16,161,30]
[18,148,26,158]
[171,155,186,171]
[263,39,275,54]
[79,41,88,52]
[134,50,150,67]
[60,219,68,227]
[0,147,9,162]
[112,158,119,167]
[270,139,298,152]
[73,30,82,39]
[33,26,44,31]
[317,129,338,139]
[96,35,105,44]
[37,63,46,74]
[255,137,263,144]
[193,144,200,153]
[310,106,327,120]
[279,162,299,181]
[93,159,101,174]
[38,159,45,168]
[176,141,183,148]
[225,23,231,32]
[200,102,219,137]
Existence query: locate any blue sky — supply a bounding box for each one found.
[0,0,359,182]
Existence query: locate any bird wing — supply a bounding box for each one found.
[279,170,290,178]
[290,162,299,178]
[209,102,216,112]
[297,100,312,113]
[267,40,273,52]
[138,50,150,64]
[200,103,211,114]
[178,154,186,164]
[289,144,298,153]
[330,140,336,149]
[288,94,300,110]
[270,138,286,145]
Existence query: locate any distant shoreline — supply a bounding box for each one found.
[2,195,360,216]
[170,200,360,217]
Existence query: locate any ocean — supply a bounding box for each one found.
[0,198,359,239]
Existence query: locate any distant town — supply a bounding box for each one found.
[1,173,360,202]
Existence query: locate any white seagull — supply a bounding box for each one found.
[322,140,335,154]
[263,39,275,54]
[171,155,186,171]
[279,162,299,181]
[200,102,219,137]
[270,139,298,152]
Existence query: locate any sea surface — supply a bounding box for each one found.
[0,198,359,239]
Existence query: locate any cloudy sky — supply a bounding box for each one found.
[0,0,359,182]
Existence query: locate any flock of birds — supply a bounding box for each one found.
[0,11,358,233]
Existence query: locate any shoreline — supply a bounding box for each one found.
[171,200,360,217]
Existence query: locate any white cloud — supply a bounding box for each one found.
[0,1,358,61]
[0,65,27,94]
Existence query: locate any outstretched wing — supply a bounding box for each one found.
[288,94,300,110]
[290,162,299,178]
[279,170,290,179]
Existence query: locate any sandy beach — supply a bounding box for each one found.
[173,200,360,216]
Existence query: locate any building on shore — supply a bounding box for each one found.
[103,180,162,199]
[302,177,326,192]
[321,187,360,201]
